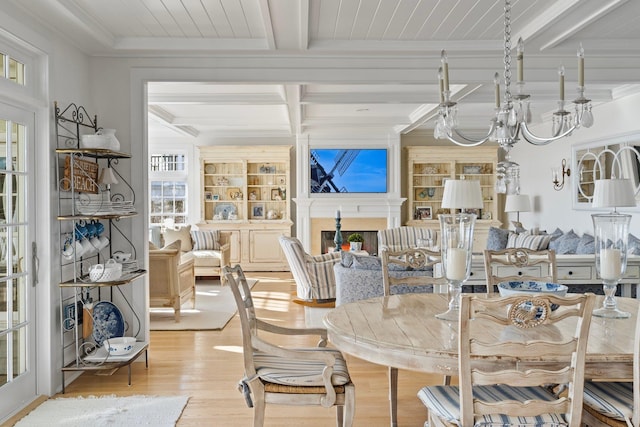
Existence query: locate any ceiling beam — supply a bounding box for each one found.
[258,0,276,50]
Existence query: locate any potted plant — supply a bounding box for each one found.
[347,233,364,251]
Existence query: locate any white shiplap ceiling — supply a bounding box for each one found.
[12,0,640,139]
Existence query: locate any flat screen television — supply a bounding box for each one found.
[310,148,387,193]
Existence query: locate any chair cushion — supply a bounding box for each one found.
[418,384,567,427]
[583,381,632,422]
[163,225,193,252]
[253,348,351,387]
[191,229,221,250]
[190,250,222,268]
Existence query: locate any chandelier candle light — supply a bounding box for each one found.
[436,179,483,321]
[435,0,593,194]
[592,179,636,318]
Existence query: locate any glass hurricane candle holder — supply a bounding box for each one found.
[436,213,476,321]
[593,213,631,318]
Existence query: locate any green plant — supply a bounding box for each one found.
[347,233,364,243]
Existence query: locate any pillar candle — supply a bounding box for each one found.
[494,72,500,108]
[441,50,450,92]
[600,248,622,281]
[446,247,468,281]
[578,44,585,87]
[558,66,565,101]
[517,38,524,83]
[438,67,444,103]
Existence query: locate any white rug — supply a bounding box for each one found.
[15,395,189,427]
[149,279,258,330]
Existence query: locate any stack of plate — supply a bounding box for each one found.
[75,199,135,215]
[121,259,138,273]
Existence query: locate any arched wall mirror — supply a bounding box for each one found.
[572,132,640,210]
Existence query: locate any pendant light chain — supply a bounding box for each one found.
[503,0,512,102]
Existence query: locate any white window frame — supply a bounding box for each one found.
[149,150,189,225]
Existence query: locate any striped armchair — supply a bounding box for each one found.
[279,236,341,303]
[377,226,437,252]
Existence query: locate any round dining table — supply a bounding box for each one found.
[324,293,638,380]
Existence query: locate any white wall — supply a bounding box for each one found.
[512,92,640,236]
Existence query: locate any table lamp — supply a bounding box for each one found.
[504,194,531,229]
[592,178,636,318]
[436,179,483,321]
[99,166,119,201]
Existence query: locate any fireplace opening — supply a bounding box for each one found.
[320,230,379,255]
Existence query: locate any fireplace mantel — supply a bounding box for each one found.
[293,196,404,254]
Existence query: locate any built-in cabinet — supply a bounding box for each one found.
[198,146,292,271]
[405,146,503,250]
[55,102,147,392]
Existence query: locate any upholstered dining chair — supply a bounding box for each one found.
[279,235,341,306]
[581,303,640,426]
[484,248,557,294]
[381,247,446,427]
[418,292,596,427]
[223,264,355,427]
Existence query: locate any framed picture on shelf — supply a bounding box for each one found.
[415,206,432,220]
[252,204,265,219]
[271,189,282,200]
[204,191,213,201]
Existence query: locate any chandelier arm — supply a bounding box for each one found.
[446,126,496,147]
[519,121,578,145]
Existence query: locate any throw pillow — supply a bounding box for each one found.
[576,233,595,254]
[555,230,580,254]
[351,254,382,270]
[191,229,221,250]
[340,251,354,267]
[628,234,640,255]
[548,228,564,252]
[163,225,192,252]
[506,232,552,250]
[161,239,181,253]
[486,227,510,250]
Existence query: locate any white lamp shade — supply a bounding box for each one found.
[99,167,119,185]
[504,194,531,213]
[441,179,483,209]
[592,179,636,208]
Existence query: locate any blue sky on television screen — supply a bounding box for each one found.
[310,149,387,193]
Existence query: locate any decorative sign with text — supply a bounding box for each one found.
[62,155,99,194]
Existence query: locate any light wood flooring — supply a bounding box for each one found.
[9,272,444,426]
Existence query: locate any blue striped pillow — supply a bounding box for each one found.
[191,230,220,250]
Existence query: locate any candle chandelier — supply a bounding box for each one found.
[434,0,594,193]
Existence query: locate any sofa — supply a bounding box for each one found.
[149,239,196,321]
[159,225,231,280]
[335,251,438,305]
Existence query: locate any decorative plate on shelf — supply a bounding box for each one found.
[214,203,237,220]
[91,301,125,346]
[204,164,216,174]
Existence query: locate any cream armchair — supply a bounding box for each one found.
[149,239,196,322]
[279,235,341,305]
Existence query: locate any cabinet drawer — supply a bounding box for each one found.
[557,266,593,280]
[468,267,486,281]
[494,266,541,277]
[624,265,640,279]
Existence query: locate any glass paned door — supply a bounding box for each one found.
[0,103,35,417]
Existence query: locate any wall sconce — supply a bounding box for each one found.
[552,159,571,190]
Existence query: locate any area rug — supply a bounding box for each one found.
[149,278,258,330]
[14,394,189,427]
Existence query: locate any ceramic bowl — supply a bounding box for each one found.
[80,134,110,149]
[103,336,136,356]
[498,281,568,297]
[498,281,568,311]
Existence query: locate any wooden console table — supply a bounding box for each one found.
[467,254,640,297]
